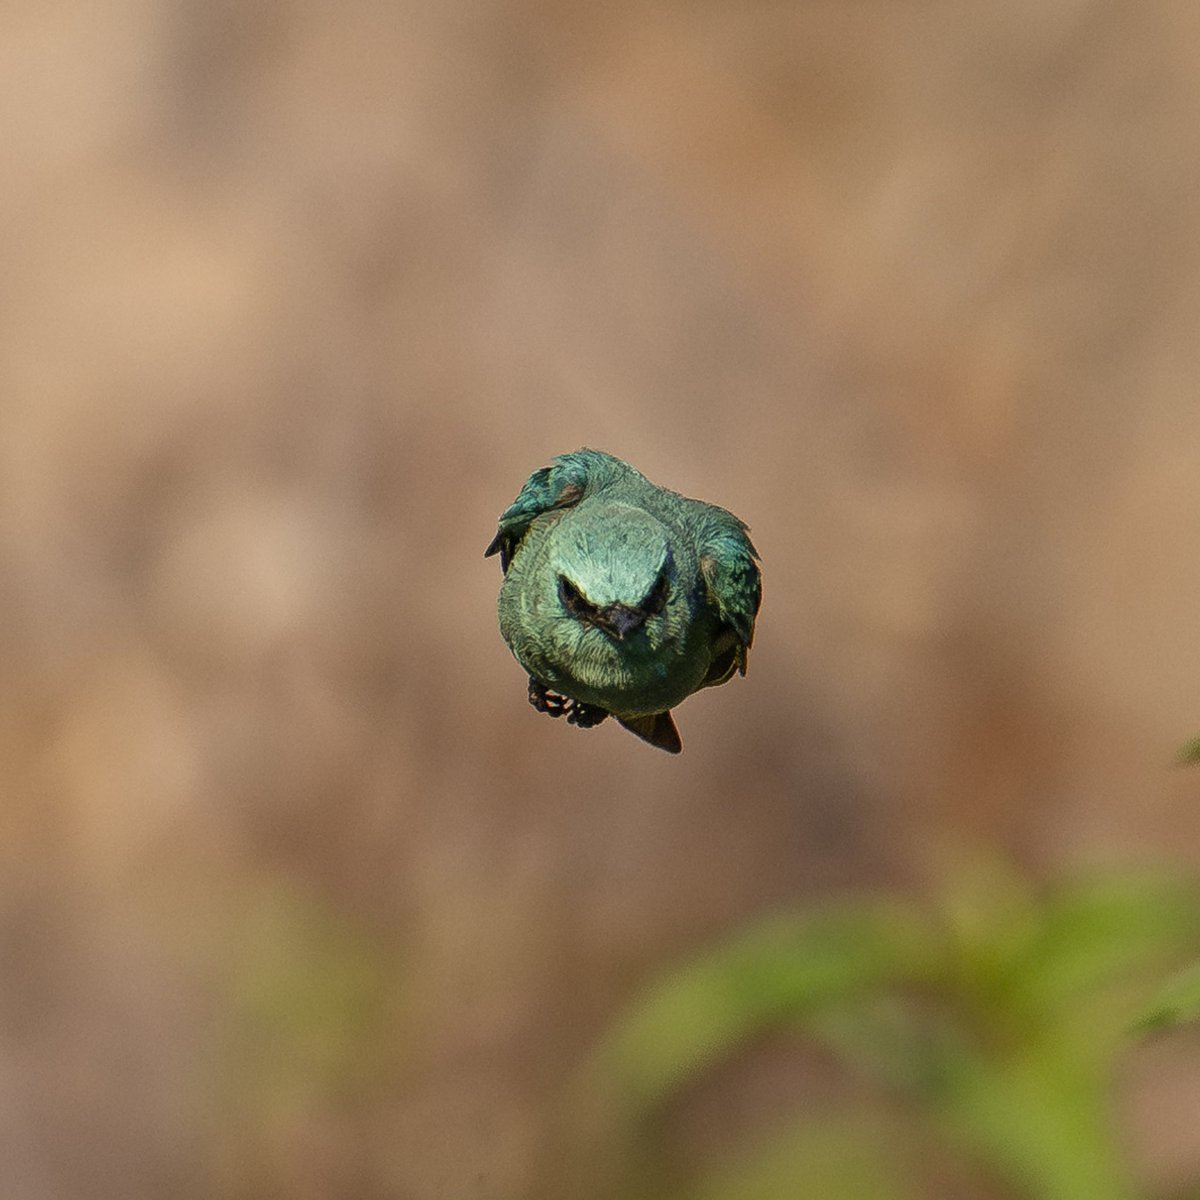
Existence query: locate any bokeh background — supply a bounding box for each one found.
[5,1,1200,1197]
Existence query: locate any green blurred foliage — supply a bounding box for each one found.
[1176,737,1200,767]
[209,878,404,1194]
[588,860,1200,1200]
[1138,962,1200,1034]
[222,880,398,1109]
[1141,738,1200,1037]
[692,1117,913,1200]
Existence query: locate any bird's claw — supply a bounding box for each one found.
[527,678,608,729]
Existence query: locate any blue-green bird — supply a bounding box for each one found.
[485,449,761,753]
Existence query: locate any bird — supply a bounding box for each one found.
[485,448,761,753]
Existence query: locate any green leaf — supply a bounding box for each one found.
[936,1044,1135,1200]
[1014,873,1200,1025]
[591,902,937,1114]
[1135,960,1200,1033]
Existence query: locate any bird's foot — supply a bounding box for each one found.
[527,678,609,728]
[566,700,608,728]
[528,677,570,717]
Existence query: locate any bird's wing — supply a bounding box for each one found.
[695,509,761,677]
[484,452,596,572]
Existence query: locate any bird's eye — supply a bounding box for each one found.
[645,572,669,615]
[558,575,591,615]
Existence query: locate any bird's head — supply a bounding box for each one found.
[551,505,674,643]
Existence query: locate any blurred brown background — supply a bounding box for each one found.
[4,1,1200,1197]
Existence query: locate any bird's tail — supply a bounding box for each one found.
[616,711,682,754]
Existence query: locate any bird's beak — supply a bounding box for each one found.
[598,604,646,640]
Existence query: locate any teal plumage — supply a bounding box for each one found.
[486,449,761,753]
